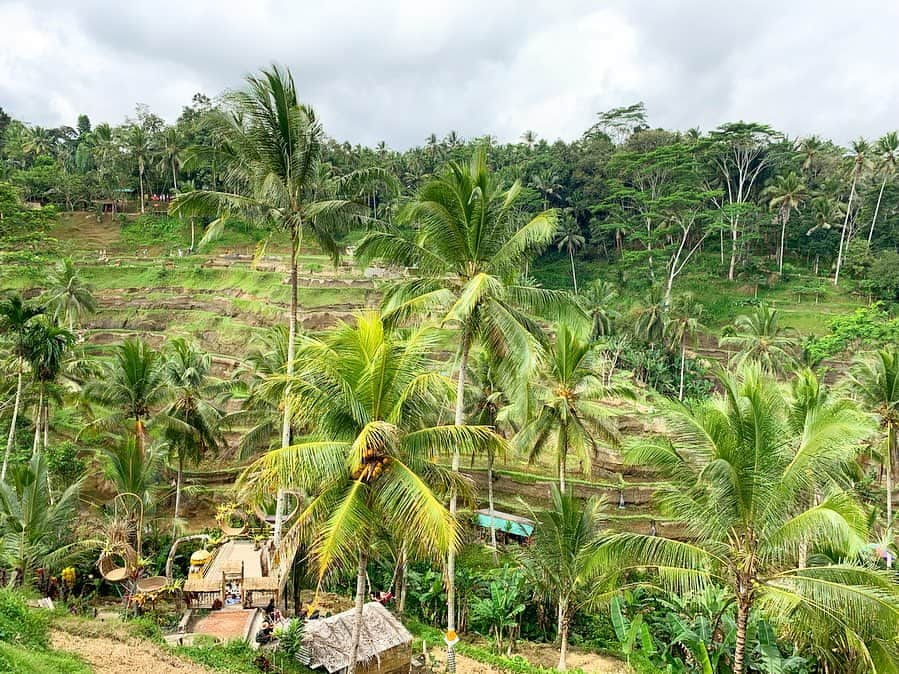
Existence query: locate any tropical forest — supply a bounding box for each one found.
[1,60,899,674]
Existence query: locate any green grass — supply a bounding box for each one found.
[0,641,90,674]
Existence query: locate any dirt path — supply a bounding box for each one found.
[50,630,214,674]
[426,642,629,674]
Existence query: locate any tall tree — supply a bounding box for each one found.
[849,348,899,529]
[834,139,870,286]
[663,294,704,401]
[125,125,151,213]
[517,321,622,493]
[356,148,566,660]
[868,131,899,243]
[0,294,42,480]
[602,364,892,673]
[160,338,224,537]
[242,312,500,673]
[22,319,74,459]
[763,172,808,274]
[172,66,389,544]
[719,303,798,375]
[555,217,584,293]
[157,127,184,192]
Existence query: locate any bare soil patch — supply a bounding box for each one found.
[50,630,214,674]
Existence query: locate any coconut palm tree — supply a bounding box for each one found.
[0,293,43,480]
[517,321,622,493]
[834,139,870,286]
[849,348,899,529]
[242,312,501,673]
[664,295,704,401]
[41,258,95,332]
[719,303,798,375]
[579,280,619,339]
[156,127,184,192]
[555,218,585,293]
[97,436,164,511]
[523,486,609,671]
[601,364,892,674]
[160,339,224,537]
[22,319,74,457]
[83,338,166,453]
[763,172,808,274]
[356,148,567,651]
[172,66,390,544]
[0,453,88,585]
[868,131,899,243]
[125,125,151,213]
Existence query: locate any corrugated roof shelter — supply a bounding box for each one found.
[299,601,412,674]
[475,508,535,538]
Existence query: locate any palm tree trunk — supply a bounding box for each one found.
[734,598,750,674]
[139,168,145,214]
[171,158,178,191]
[488,452,497,562]
[348,548,368,674]
[869,174,887,243]
[834,174,857,286]
[558,424,567,494]
[568,247,578,293]
[557,600,569,671]
[778,211,787,274]
[2,362,24,480]
[172,453,183,540]
[447,327,471,672]
[887,425,894,530]
[398,542,408,614]
[679,343,686,401]
[274,225,300,546]
[32,389,43,455]
[190,219,196,252]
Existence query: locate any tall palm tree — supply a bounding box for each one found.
[523,486,609,671]
[578,280,619,339]
[172,66,389,544]
[157,127,184,192]
[160,339,224,537]
[834,139,870,286]
[97,436,164,511]
[664,295,704,401]
[84,338,166,453]
[242,312,501,673]
[868,131,899,243]
[555,218,585,293]
[849,348,899,529]
[41,258,96,332]
[125,125,151,213]
[0,453,87,585]
[0,294,42,480]
[356,148,565,651]
[22,319,74,457]
[719,303,798,375]
[517,321,622,493]
[602,364,892,673]
[763,172,808,274]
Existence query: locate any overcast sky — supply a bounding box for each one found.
[2,0,898,149]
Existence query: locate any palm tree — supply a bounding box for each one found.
[517,321,622,493]
[555,218,585,293]
[602,364,892,673]
[523,486,609,671]
[41,258,95,332]
[868,131,899,243]
[242,312,501,673]
[160,339,224,537]
[97,436,164,511]
[531,170,562,210]
[719,303,798,375]
[0,453,88,585]
[22,319,74,457]
[520,130,538,149]
[84,338,166,453]
[763,172,808,274]
[356,148,565,649]
[125,125,151,213]
[157,127,184,191]
[0,294,42,480]
[834,139,870,286]
[849,348,899,529]
[578,280,619,338]
[172,66,388,544]
[664,295,703,401]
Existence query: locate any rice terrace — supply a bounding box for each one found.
[2,2,899,673]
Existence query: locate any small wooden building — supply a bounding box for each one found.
[299,602,412,674]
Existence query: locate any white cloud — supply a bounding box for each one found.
[1,0,898,147]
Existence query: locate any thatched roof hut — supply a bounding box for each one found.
[299,602,412,674]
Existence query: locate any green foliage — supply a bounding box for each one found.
[805,304,899,364]
[120,214,187,248]
[0,589,50,649]
[0,642,91,674]
[862,250,899,303]
[176,638,261,673]
[469,565,527,653]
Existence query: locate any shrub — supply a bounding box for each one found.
[0,589,49,649]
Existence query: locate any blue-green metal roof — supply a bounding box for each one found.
[476,512,534,537]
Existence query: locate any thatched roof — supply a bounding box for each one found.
[300,602,412,673]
